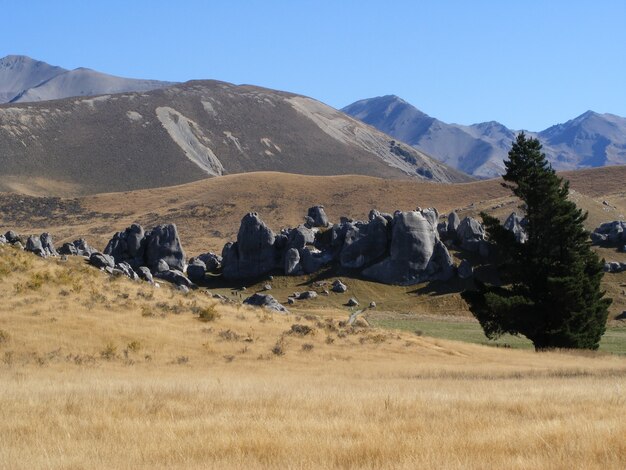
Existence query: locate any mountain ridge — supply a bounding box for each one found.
[343,96,626,178]
[0,55,173,104]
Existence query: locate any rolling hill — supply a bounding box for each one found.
[0,81,470,196]
[343,95,626,178]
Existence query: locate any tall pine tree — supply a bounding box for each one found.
[462,133,611,350]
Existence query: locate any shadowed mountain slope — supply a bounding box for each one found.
[343,95,626,178]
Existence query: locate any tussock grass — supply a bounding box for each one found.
[1,245,626,468]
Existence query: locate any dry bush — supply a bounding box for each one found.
[198,304,220,322]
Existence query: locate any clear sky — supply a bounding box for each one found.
[2,0,625,130]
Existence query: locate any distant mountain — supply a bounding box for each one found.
[0,55,66,103]
[0,81,470,196]
[0,55,173,104]
[539,111,626,169]
[343,96,626,178]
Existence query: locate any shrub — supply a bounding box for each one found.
[198,304,220,322]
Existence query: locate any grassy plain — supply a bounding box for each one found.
[1,245,626,469]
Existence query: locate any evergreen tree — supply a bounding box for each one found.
[462,133,611,350]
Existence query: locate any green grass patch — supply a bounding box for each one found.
[372,317,626,354]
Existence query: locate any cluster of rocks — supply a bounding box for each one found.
[1,205,538,297]
[592,221,626,250]
[219,206,460,286]
[604,261,626,274]
[92,223,190,287]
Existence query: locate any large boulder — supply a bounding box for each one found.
[503,212,528,244]
[104,223,146,267]
[4,231,20,244]
[591,221,626,246]
[305,205,329,228]
[243,293,289,313]
[25,233,56,257]
[222,213,278,280]
[155,269,194,288]
[40,233,58,257]
[186,259,207,282]
[25,235,44,256]
[339,216,389,269]
[191,252,222,272]
[456,217,486,253]
[362,211,454,285]
[89,252,115,269]
[284,248,302,275]
[144,224,186,272]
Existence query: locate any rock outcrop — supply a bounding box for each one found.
[592,221,626,249]
[362,211,454,285]
[222,213,279,280]
[503,212,528,243]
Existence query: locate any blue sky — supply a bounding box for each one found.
[2,0,625,130]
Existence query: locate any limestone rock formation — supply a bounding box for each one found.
[222,213,278,280]
[362,211,454,285]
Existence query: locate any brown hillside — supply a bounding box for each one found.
[0,81,471,196]
[2,166,626,256]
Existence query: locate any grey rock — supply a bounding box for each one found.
[420,207,439,229]
[369,301,376,308]
[25,235,45,256]
[263,284,272,291]
[299,247,332,274]
[176,284,190,294]
[59,239,95,257]
[346,298,359,307]
[447,212,460,239]
[144,224,186,272]
[369,209,393,224]
[191,252,222,272]
[592,221,626,246]
[615,311,626,320]
[104,223,146,267]
[362,211,454,285]
[284,248,302,275]
[457,259,473,279]
[295,291,318,300]
[155,269,194,288]
[39,232,57,257]
[89,252,115,269]
[4,231,20,244]
[332,279,348,293]
[305,205,329,228]
[115,262,138,280]
[186,259,207,282]
[0,234,6,244]
[243,293,289,313]
[503,212,528,244]
[340,216,388,269]
[456,217,486,253]
[155,258,170,273]
[222,213,278,280]
[137,266,154,284]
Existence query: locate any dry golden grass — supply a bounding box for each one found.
[1,246,626,469]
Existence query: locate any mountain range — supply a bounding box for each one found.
[0,55,173,104]
[342,95,626,178]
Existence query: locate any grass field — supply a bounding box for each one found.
[1,246,626,468]
[371,316,626,354]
